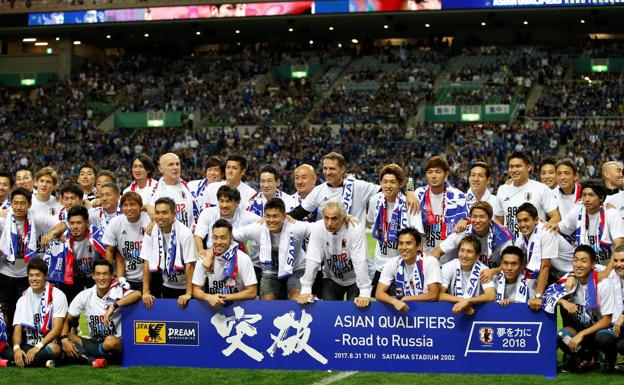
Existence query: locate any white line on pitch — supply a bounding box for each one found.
[312,371,358,385]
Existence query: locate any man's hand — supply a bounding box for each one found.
[499,299,511,307]
[560,300,577,315]
[568,332,584,352]
[202,249,215,271]
[392,299,409,312]
[344,215,359,227]
[354,297,370,308]
[0,209,8,218]
[479,268,495,284]
[206,294,226,308]
[145,221,156,236]
[614,314,624,337]
[597,269,610,282]
[452,300,473,315]
[142,292,155,309]
[297,293,313,305]
[543,220,559,233]
[61,338,79,359]
[40,232,56,248]
[103,305,115,327]
[177,293,192,309]
[454,219,468,233]
[405,191,420,214]
[528,297,543,311]
[25,346,40,365]
[14,348,26,368]
[564,275,577,291]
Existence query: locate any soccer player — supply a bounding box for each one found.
[14,168,34,193]
[514,203,573,310]
[611,246,624,355]
[203,154,256,209]
[61,260,141,368]
[77,163,97,202]
[147,153,197,229]
[555,245,617,373]
[57,205,107,304]
[495,151,560,239]
[0,259,67,368]
[246,165,296,217]
[539,157,558,190]
[31,167,61,218]
[554,159,581,218]
[233,198,310,300]
[494,246,529,306]
[439,235,496,315]
[289,152,383,224]
[367,164,423,294]
[0,188,66,329]
[58,182,84,223]
[88,182,121,233]
[123,153,157,204]
[103,192,151,291]
[94,171,116,194]
[192,219,257,308]
[601,160,623,196]
[140,197,197,309]
[431,201,512,272]
[415,156,468,258]
[188,155,224,210]
[0,171,12,210]
[375,228,441,311]
[558,180,624,269]
[298,201,372,308]
[464,161,500,213]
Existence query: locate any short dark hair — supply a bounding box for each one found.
[132,153,156,178]
[397,227,422,245]
[264,198,286,214]
[517,202,538,219]
[96,170,117,185]
[154,197,176,213]
[500,245,525,265]
[259,165,279,181]
[60,182,83,198]
[27,258,48,276]
[469,161,491,178]
[205,156,225,174]
[322,152,346,167]
[120,191,143,208]
[574,244,598,262]
[212,218,233,234]
[539,157,557,171]
[556,158,578,175]
[581,179,606,202]
[424,156,450,173]
[508,151,532,166]
[10,187,32,203]
[15,167,33,179]
[379,164,405,185]
[459,234,481,255]
[79,163,98,175]
[93,259,114,274]
[216,185,241,202]
[470,201,493,219]
[67,205,89,221]
[0,171,15,187]
[226,154,247,170]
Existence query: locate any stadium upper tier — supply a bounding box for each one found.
[1,40,623,192]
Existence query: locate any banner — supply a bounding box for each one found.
[122,300,556,377]
[434,105,456,115]
[485,104,510,114]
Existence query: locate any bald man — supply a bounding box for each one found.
[293,164,317,203]
[146,153,198,228]
[602,161,623,196]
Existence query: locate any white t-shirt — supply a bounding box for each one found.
[553,185,582,219]
[559,206,624,265]
[366,192,424,271]
[233,221,311,272]
[203,181,257,210]
[0,212,60,278]
[194,207,261,248]
[68,285,132,342]
[30,195,63,219]
[440,259,495,296]
[568,278,615,327]
[244,191,298,215]
[465,188,503,216]
[147,182,196,229]
[102,212,151,282]
[378,256,441,293]
[605,191,624,220]
[140,224,198,290]
[301,178,380,223]
[300,222,372,297]
[513,223,574,277]
[88,206,120,234]
[191,248,257,294]
[495,179,558,239]
[13,287,68,345]
[439,226,512,268]
[415,189,445,254]
[73,237,104,279]
[123,178,157,207]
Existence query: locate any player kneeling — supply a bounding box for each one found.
[60,260,141,368]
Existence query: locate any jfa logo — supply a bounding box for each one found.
[135,322,166,344]
[479,327,494,345]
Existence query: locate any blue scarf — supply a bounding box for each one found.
[372,193,407,244]
[418,181,468,240]
[395,256,424,299]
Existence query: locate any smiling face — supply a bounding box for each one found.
[100,186,120,213]
[122,198,141,223]
[159,154,181,184]
[78,167,95,191]
[15,170,34,191]
[154,203,175,232]
[93,264,113,291]
[501,253,523,282]
[218,196,238,219]
[132,158,149,182]
[322,158,345,187]
[259,172,280,198]
[572,250,594,282]
[458,241,479,271]
[556,164,577,191]
[206,165,223,184]
[35,175,55,200]
[397,233,418,265]
[0,176,11,201]
[508,158,530,185]
[468,166,490,193]
[264,207,286,233]
[212,226,234,255]
[539,164,557,189]
[294,166,316,197]
[381,173,401,202]
[11,194,30,220]
[28,268,46,293]
[613,251,624,279]
[517,211,538,238]
[470,208,490,236]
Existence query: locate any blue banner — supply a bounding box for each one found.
[122,300,556,377]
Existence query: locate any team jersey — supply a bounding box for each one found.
[102,212,151,282]
[567,278,615,328]
[13,286,68,345]
[30,195,63,219]
[439,226,512,268]
[203,181,257,210]
[366,192,424,271]
[191,248,257,294]
[194,206,261,249]
[147,182,196,229]
[495,179,558,239]
[465,188,503,216]
[72,237,104,279]
[88,206,121,233]
[378,255,441,293]
[123,178,157,206]
[301,178,380,223]
[440,259,495,296]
